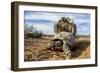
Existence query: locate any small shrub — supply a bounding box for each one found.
[24,24,43,38]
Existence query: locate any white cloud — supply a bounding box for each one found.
[25,12,60,22]
[30,23,55,35]
[24,11,90,35]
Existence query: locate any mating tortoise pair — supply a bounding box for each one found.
[47,17,77,59]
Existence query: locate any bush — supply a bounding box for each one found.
[33,31,43,38]
[24,24,36,33]
[24,24,43,38]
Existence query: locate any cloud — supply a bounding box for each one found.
[24,11,90,35]
[24,11,59,23]
[27,23,55,35]
[25,19,54,24]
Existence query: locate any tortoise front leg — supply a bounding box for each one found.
[63,42,71,59]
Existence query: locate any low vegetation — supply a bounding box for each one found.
[24,24,43,38]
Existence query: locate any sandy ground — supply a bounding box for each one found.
[24,36,90,61]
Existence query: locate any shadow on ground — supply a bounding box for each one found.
[71,38,90,59]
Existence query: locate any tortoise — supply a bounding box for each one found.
[47,17,77,59]
[54,17,77,36]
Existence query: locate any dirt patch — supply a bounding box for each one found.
[24,36,90,61]
[71,37,90,59]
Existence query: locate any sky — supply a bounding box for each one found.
[24,11,90,35]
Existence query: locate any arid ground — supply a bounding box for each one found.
[24,35,90,61]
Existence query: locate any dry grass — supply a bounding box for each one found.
[24,36,90,61]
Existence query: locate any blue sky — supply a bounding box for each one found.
[24,11,90,35]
